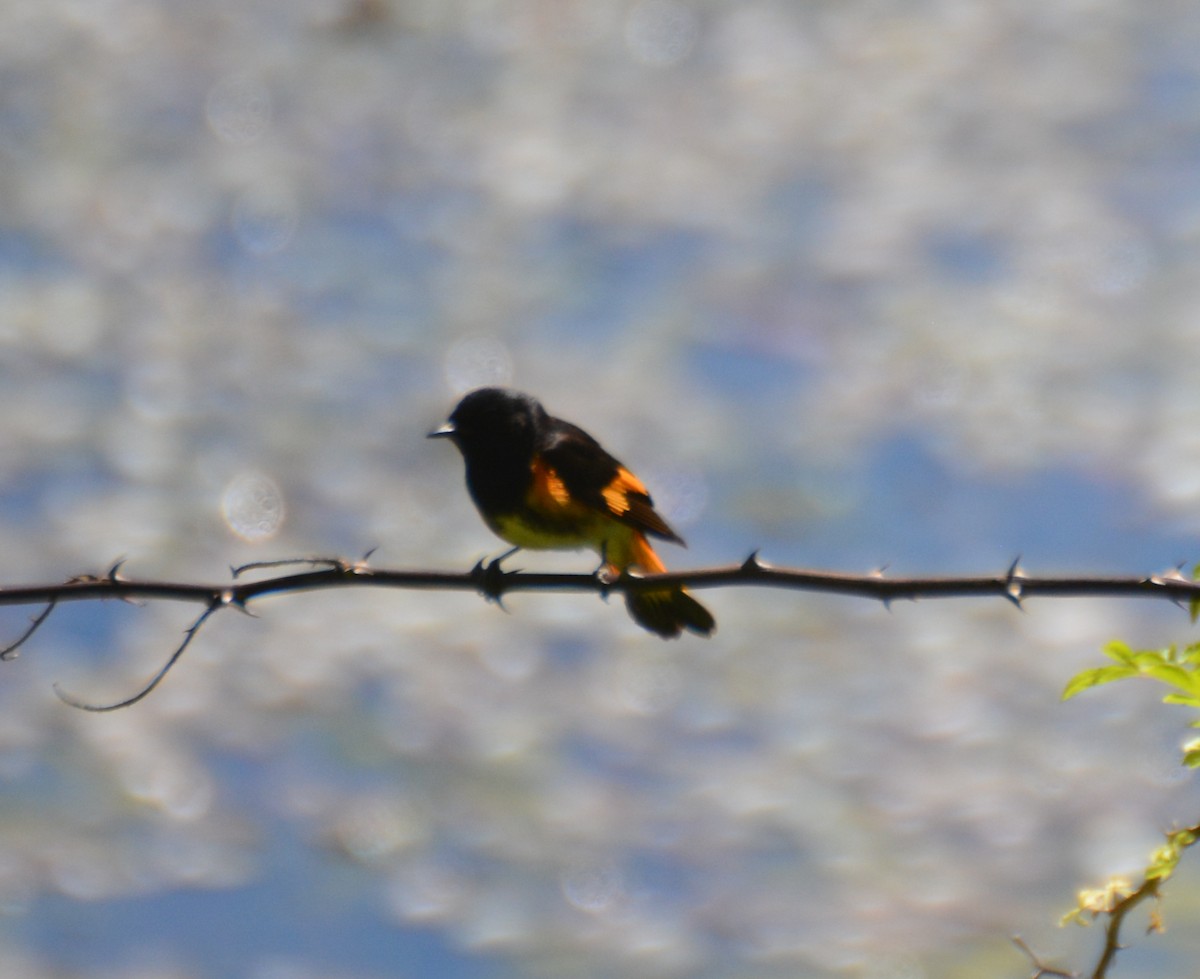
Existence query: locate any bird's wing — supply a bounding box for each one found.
[538,422,684,544]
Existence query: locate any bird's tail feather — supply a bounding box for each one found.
[618,534,715,639]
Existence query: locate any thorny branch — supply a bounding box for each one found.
[4,552,1200,710]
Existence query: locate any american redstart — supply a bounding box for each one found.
[429,387,714,638]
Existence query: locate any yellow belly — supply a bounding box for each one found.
[490,511,637,567]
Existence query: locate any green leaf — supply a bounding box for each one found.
[1145,662,1200,694]
[1102,640,1136,665]
[1133,645,1183,667]
[1062,664,1138,701]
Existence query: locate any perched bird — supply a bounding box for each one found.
[429,387,714,638]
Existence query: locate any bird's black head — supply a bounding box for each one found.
[428,387,545,458]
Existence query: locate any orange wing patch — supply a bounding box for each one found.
[604,467,681,543]
[602,466,648,518]
[529,457,576,512]
[529,458,682,544]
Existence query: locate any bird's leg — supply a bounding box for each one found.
[592,541,611,576]
[591,541,619,603]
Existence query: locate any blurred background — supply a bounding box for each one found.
[1,0,1200,976]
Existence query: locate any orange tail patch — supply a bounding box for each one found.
[621,533,714,639]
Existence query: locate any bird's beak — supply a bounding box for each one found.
[427,421,456,440]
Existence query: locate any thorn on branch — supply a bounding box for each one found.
[101,559,145,605]
[741,550,763,572]
[222,589,258,618]
[1148,567,1192,611]
[53,601,222,712]
[0,600,57,661]
[470,557,515,608]
[1005,556,1026,610]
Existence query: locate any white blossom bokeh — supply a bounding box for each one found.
[0,2,1199,978]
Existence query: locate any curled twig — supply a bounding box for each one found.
[52,602,223,712]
